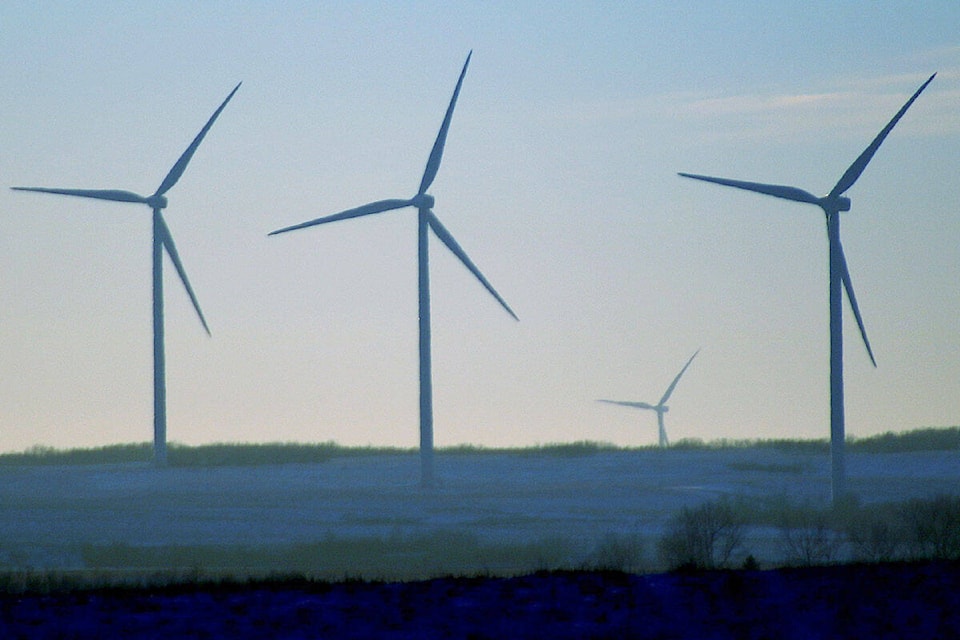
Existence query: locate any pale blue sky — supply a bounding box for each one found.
[1,2,958,452]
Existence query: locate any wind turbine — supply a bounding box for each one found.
[12,82,241,466]
[599,349,699,447]
[269,52,517,488]
[679,73,935,501]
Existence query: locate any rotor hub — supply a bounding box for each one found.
[147,194,168,209]
[819,195,851,213]
[411,193,435,210]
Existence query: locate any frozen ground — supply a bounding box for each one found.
[5,563,960,638]
[1,448,957,572]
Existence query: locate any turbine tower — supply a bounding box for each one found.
[12,83,241,466]
[599,349,699,447]
[269,53,517,487]
[679,73,934,501]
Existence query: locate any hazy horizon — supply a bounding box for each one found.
[2,3,959,454]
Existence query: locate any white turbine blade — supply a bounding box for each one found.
[678,173,820,206]
[829,73,935,199]
[597,399,657,410]
[426,211,518,321]
[11,187,149,204]
[836,240,877,367]
[156,214,210,335]
[155,82,242,198]
[269,199,413,236]
[417,51,472,196]
[659,348,700,405]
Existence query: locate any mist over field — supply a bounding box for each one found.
[1,432,958,579]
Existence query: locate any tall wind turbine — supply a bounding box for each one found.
[679,74,935,501]
[269,52,517,487]
[599,349,699,447]
[12,82,241,466]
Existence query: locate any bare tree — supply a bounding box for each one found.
[658,499,744,570]
[845,508,903,563]
[900,495,960,560]
[777,505,843,566]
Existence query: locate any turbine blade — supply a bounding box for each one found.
[11,187,149,204]
[678,174,820,205]
[268,199,413,236]
[597,399,656,410]
[829,73,936,199]
[154,82,241,198]
[427,211,518,321]
[659,348,700,405]
[837,240,877,367]
[156,213,210,335]
[417,51,472,196]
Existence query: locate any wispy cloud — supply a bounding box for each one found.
[685,91,850,116]
[677,69,960,144]
[532,64,960,149]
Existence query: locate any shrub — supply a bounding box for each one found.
[777,503,843,566]
[847,516,903,562]
[845,509,903,563]
[657,498,744,570]
[581,533,645,573]
[899,495,960,560]
[848,427,960,453]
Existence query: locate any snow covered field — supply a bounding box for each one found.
[1,448,957,573]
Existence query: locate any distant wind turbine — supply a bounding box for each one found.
[599,349,699,447]
[679,73,935,501]
[12,82,241,466]
[269,52,517,488]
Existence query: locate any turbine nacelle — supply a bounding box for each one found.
[147,194,169,210]
[411,193,435,210]
[820,195,851,212]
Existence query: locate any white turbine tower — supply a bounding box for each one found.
[679,73,935,502]
[599,349,700,447]
[269,53,517,487]
[12,83,241,465]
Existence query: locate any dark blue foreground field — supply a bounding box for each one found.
[4,562,959,638]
